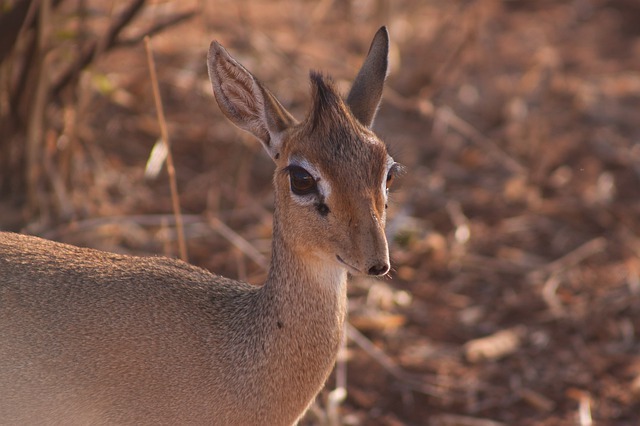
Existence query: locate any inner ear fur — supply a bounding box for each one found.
[207,41,297,160]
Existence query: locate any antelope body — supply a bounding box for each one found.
[0,27,397,425]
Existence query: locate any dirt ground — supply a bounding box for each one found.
[2,0,640,424]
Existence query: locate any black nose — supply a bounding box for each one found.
[367,263,390,276]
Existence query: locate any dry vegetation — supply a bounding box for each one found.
[1,0,640,424]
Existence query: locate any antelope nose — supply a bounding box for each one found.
[367,263,390,276]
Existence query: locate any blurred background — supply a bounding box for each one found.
[1,0,640,424]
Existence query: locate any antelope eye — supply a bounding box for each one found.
[386,171,394,189]
[386,162,404,191]
[288,166,317,195]
[386,166,397,190]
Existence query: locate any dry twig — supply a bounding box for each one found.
[144,36,188,262]
[527,237,607,284]
[347,324,452,398]
[52,0,146,97]
[384,88,526,175]
[207,216,268,270]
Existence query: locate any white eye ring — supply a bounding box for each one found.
[287,156,332,206]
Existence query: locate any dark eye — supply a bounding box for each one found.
[288,166,317,195]
[386,165,398,190]
[386,171,394,190]
[385,162,404,192]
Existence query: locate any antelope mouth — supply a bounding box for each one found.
[336,255,362,275]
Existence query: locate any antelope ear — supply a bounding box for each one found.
[346,26,389,128]
[207,41,297,161]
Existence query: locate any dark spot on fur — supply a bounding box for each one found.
[316,203,330,216]
[277,321,283,329]
[275,153,280,159]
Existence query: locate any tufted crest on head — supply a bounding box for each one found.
[306,72,352,133]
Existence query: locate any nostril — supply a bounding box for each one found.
[367,263,390,276]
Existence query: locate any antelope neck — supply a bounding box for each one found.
[262,227,348,311]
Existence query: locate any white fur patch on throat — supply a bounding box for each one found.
[305,255,348,294]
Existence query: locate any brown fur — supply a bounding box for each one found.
[0,27,392,425]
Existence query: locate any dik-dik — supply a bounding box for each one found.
[0,27,399,425]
